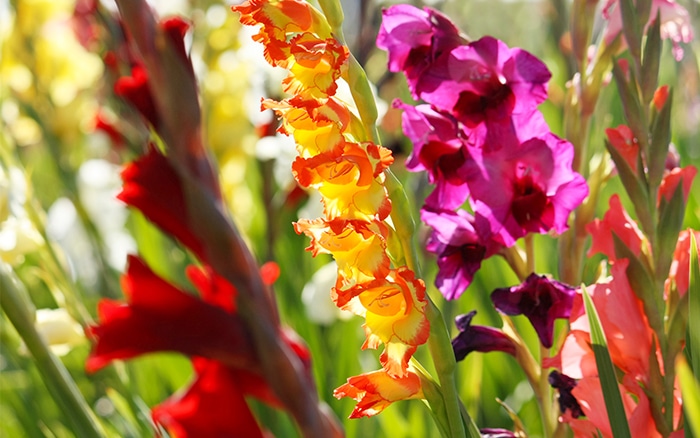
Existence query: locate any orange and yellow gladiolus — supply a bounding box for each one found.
[232,0,430,417]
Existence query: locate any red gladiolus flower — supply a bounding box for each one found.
[151,359,269,438]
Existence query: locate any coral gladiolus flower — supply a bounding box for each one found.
[605,125,640,174]
[658,165,697,205]
[333,368,424,418]
[587,194,648,262]
[491,273,576,348]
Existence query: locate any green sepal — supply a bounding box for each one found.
[611,232,664,335]
[645,336,671,436]
[648,89,672,189]
[656,181,686,291]
[571,0,596,69]
[611,61,649,157]
[641,11,662,105]
[636,0,653,37]
[582,286,632,438]
[619,0,642,61]
[604,139,653,234]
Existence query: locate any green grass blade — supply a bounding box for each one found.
[677,356,700,437]
[582,287,632,438]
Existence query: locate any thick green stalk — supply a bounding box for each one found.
[386,171,477,438]
[0,263,104,438]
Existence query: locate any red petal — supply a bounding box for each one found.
[152,359,266,438]
[118,148,206,261]
[86,256,255,372]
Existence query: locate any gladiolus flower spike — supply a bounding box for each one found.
[232,0,430,418]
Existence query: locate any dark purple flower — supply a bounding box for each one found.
[377,4,466,97]
[462,132,589,246]
[548,370,583,418]
[452,311,516,361]
[490,273,576,348]
[421,208,500,300]
[480,428,517,438]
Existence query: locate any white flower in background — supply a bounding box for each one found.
[46,159,135,284]
[254,133,298,188]
[20,308,85,357]
[0,165,44,265]
[298,190,325,222]
[302,261,353,325]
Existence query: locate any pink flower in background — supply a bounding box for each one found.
[462,133,588,246]
[602,0,694,61]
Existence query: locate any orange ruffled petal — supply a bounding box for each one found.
[334,368,423,418]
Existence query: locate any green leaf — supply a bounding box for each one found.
[582,287,632,438]
[641,11,662,105]
[678,356,700,438]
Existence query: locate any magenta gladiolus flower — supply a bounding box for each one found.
[396,102,469,209]
[377,4,466,97]
[462,133,589,246]
[421,208,500,300]
[491,273,576,348]
[452,311,516,361]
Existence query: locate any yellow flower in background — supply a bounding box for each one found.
[1,0,103,148]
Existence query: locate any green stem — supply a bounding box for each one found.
[539,345,556,438]
[525,234,535,275]
[0,263,104,438]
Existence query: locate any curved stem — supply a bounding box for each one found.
[0,263,104,438]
